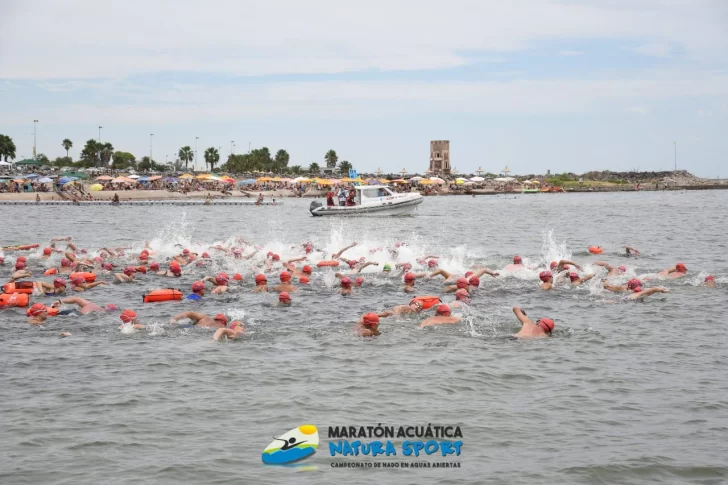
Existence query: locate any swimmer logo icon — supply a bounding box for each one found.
[261,425,319,465]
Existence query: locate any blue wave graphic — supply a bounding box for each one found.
[262,447,316,465]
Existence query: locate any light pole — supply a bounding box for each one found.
[33,120,38,159]
[150,134,154,165]
[231,141,235,156]
[99,126,103,143]
[195,136,199,171]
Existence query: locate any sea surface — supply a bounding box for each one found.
[1,191,727,485]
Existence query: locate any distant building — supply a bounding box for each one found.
[429,141,450,175]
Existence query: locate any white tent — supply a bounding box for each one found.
[0,161,12,166]
[494,177,516,182]
[469,176,485,182]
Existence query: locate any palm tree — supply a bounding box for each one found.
[309,162,320,174]
[289,165,302,175]
[0,134,16,162]
[178,146,193,170]
[274,149,290,172]
[204,147,220,171]
[324,150,338,168]
[62,138,73,161]
[338,160,352,174]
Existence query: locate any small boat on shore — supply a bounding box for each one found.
[309,185,423,217]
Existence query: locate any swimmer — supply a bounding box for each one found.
[381,300,424,317]
[187,281,206,300]
[278,291,292,307]
[549,259,582,273]
[444,277,472,294]
[403,273,420,293]
[416,256,440,269]
[333,273,364,287]
[331,242,357,261]
[253,274,269,293]
[283,259,313,279]
[539,271,554,290]
[8,264,33,281]
[628,286,669,300]
[512,307,553,339]
[449,289,472,308]
[419,304,462,327]
[504,255,525,272]
[114,266,136,283]
[25,278,67,296]
[340,277,354,295]
[625,246,641,257]
[118,309,145,330]
[213,321,246,341]
[702,275,716,288]
[170,311,228,328]
[26,303,50,325]
[603,277,640,293]
[71,276,108,292]
[272,271,298,293]
[156,261,183,278]
[569,272,595,286]
[172,248,195,265]
[148,262,161,274]
[355,312,386,337]
[657,263,688,279]
[593,261,627,277]
[203,272,229,294]
[55,296,117,315]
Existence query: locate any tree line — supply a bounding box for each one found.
[0,134,353,175]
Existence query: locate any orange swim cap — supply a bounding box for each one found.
[136,266,147,273]
[255,274,267,285]
[216,273,229,286]
[300,276,310,284]
[233,273,243,281]
[302,265,312,274]
[404,273,416,283]
[468,276,480,287]
[120,309,137,323]
[456,278,469,289]
[27,303,48,317]
[191,281,205,292]
[43,247,52,255]
[169,261,181,274]
[537,318,554,333]
[53,278,67,288]
[676,263,687,273]
[279,271,291,282]
[341,277,352,287]
[436,304,451,316]
[279,291,291,302]
[149,262,160,271]
[214,313,228,325]
[362,313,379,326]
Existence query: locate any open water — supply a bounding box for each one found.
[1,191,727,484]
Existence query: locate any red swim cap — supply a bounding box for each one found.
[676,263,687,273]
[136,266,147,274]
[468,276,480,287]
[279,271,291,282]
[61,258,71,267]
[550,261,558,270]
[229,321,243,330]
[105,303,118,312]
[216,273,229,285]
[633,286,643,293]
[139,253,148,261]
[569,272,579,281]
[102,262,113,271]
[428,259,438,268]
[266,251,273,257]
[0,256,4,264]
[123,266,135,276]
[141,249,149,255]
[627,278,641,290]
[404,273,416,283]
[43,247,52,256]
[169,261,181,273]
[455,289,470,301]
[539,271,552,282]
[618,265,627,273]
[15,261,25,270]
[17,256,27,263]
[300,276,310,284]
[362,312,379,326]
[436,304,451,316]
[120,309,137,323]
[305,245,313,254]
[53,278,67,288]
[514,255,522,264]
[348,260,357,269]
[705,275,715,282]
[202,252,210,259]
[27,303,48,317]
[44,268,58,275]
[355,277,364,286]
[214,314,228,325]
[233,273,243,281]
[71,276,85,285]
[182,249,190,255]
[255,274,267,284]
[149,262,160,271]
[464,271,474,278]
[191,281,205,292]
[537,318,554,333]
[402,263,412,270]
[272,254,280,261]
[80,249,87,254]
[341,277,352,287]
[279,291,291,302]
[456,277,469,289]
[302,265,312,274]
[94,256,104,264]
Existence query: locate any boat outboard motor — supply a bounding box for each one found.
[310,201,323,215]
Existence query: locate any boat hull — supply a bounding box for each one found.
[310,197,422,217]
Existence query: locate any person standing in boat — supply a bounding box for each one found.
[346,188,356,206]
[326,191,336,207]
[338,188,347,206]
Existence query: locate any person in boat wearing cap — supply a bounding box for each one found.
[512,307,554,339]
[278,292,292,307]
[114,266,136,283]
[419,304,462,327]
[355,312,388,337]
[657,263,688,279]
[568,272,595,286]
[169,311,228,329]
[202,273,230,294]
[253,274,269,293]
[54,296,118,315]
[213,321,245,341]
[70,276,108,293]
[593,261,628,278]
[272,271,298,293]
[187,281,206,300]
[702,275,716,288]
[118,309,145,330]
[156,261,183,278]
[27,303,50,325]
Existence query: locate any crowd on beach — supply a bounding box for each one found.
[0,235,718,341]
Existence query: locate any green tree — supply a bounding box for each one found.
[309,162,320,174]
[324,149,338,168]
[100,142,114,167]
[204,147,220,171]
[0,134,17,162]
[112,151,136,170]
[36,153,50,165]
[289,165,302,175]
[53,156,73,168]
[338,160,352,174]
[274,149,290,172]
[79,139,101,167]
[62,138,73,160]
[138,156,165,172]
[178,146,193,171]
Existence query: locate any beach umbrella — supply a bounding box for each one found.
[530,180,541,184]
[12,178,26,183]
[455,178,467,185]
[220,176,235,184]
[96,175,113,181]
[147,175,162,181]
[463,181,475,186]
[280,178,293,182]
[418,179,434,185]
[409,176,423,181]
[341,177,354,182]
[297,178,313,183]
[38,177,53,183]
[430,177,446,184]
[137,176,150,182]
[315,179,334,185]
[128,174,140,179]
[257,176,273,182]
[390,179,407,184]
[162,177,178,183]
[272,177,282,182]
[25,173,40,179]
[179,173,195,179]
[59,176,78,184]
[0,161,12,166]
[469,176,485,182]
[89,184,103,191]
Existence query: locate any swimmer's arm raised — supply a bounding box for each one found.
[512,307,530,326]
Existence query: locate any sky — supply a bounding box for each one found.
[1,0,727,176]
